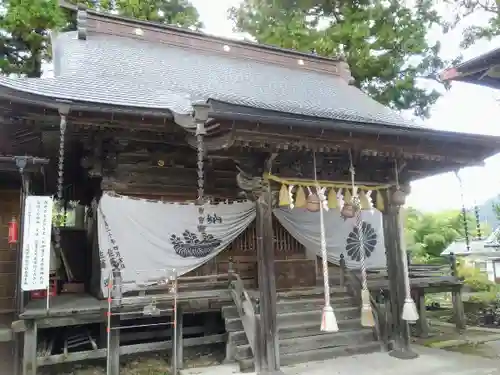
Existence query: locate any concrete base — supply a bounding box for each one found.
[388,347,419,360]
[180,345,500,375]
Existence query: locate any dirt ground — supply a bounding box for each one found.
[39,344,225,375]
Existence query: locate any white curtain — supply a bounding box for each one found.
[97,193,256,294]
[273,207,386,269]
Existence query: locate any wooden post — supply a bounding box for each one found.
[256,185,280,373]
[416,289,430,338]
[22,320,37,375]
[175,305,184,370]
[339,254,346,289]
[386,201,417,359]
[449,254,466,330]
[382,205,400,347]
[108,316,120,375]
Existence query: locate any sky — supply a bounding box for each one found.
[188,0,500,212]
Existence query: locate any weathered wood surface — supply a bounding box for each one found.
[22,320,37,375]
[230,274,258,355]
[36,333,226,366]
[20,289,232,320]
[273,259,316,290]
[344,267,388,351]
[256,185,280,372]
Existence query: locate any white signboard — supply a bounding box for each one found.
[21,196,54,291]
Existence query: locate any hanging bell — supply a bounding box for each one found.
[306,192,320,212]
[341,203,356,219]
[392,188,407,206]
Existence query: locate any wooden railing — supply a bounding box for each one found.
[228,260,262,371]
[340,254,391,351]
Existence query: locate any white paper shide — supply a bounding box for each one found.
[21,196,54,291]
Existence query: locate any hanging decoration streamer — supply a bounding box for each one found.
[454,171,471,252]
[196,120,207,234]
[53,114,67,267]
[268,173,389,211]
[473,203,482,240]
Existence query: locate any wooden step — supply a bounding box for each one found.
[225,307,359,332]
[227,317,366,348]
[238,341,381,372]
[275,286,348,300]
[0,324,12,342]
[222,295,354,320]
[235,328,375,359]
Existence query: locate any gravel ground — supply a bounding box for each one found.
[39,344,225,375]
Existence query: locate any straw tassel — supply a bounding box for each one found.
[344,189,352,204]
[327,188,338,209]
[295,186,307,208]
[359,190,371,210]
[361,289,375,327]
[279,184,290,207]
[375,190,385,211]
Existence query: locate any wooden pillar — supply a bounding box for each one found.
[385,202,417,358]
[416,289,430,338]
[108,316,120,375]
[174,305,184,370]
[256,186,280,373]
[382,206,400,346]
[449,253,466,331]
[22,320,37,375]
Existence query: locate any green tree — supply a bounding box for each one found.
[0,0,202,78]
[404,207,485,260]
[444,0,500,48]
[230,0,458,118]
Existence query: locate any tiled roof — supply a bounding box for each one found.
[0,31,419,128]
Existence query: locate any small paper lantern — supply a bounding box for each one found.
[307,193,320,212]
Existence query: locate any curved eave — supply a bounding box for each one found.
[0,77,185,118]
[210,100,500,153]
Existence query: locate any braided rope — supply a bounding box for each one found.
[354,197,368,290]
[399,208,413,302]
[350,162,368,292]
[313,153,331,307]
[53,115,66,257]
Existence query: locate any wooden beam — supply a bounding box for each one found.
[229,127,486,165]
[36,333,227,366]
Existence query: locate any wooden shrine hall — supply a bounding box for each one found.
[0,4,500,375]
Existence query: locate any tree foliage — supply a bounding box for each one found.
[404,207,487,260]
[0,0,202,77]
[229,0,457,118]
[444,0,500,48]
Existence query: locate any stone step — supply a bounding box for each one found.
[0,325,12,342]
[238,341,381,372]
[222,295,354,320]
[235,328,375,360]
[225,307,359,332]
[227,317,366,348]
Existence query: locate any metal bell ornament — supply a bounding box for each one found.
[341,202,356,219]
[391,188,406,206]
[306,191,321,212]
